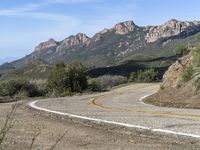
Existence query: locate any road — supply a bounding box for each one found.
[1,83,200,149]
[30,83,200,139]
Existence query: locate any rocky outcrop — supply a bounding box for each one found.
[61,33,90,47]
[56,33,90,52]
[92,28,111,42]
[35,39,58,51]
[162,52,192,88]
[145,19,200,43]
[114,21,136,35]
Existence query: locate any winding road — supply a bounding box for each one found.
[29,83,200,139]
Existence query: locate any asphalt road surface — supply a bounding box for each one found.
[30,83,200,140]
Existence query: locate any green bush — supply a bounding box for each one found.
[129,68,158,83]
[47,61,88,96]
[194,76,200,92]
[196,33,200,41]
[47,62,69,96]
[160,84,165,90]
[175,45,188,56]
[193,47,200,67]
[66,61,88,92]
[192,47,200,92]
[182,65,194,82]
[0,79,42,97]
[89,75,128,92]
[129,72,137,82]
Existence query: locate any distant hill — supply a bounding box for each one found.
[0,57,17,65]
[0,59,52,80]
[1,19,200,78]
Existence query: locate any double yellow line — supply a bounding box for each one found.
[89,93,200,119]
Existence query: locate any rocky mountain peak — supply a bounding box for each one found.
[35,38,58,52]
[61,33,90,47]
[55,33,90,52]
[163,19,181,30]
[114,20,136,35]
[145,19,200,43]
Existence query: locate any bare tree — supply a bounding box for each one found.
[49,130,68,150]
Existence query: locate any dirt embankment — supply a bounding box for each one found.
[145,52,200,109]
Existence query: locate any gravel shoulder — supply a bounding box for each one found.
[0,102,199,150]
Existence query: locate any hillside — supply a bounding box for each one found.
[0,59,52,80]
[1,19,200,76]
[145,47,200,109]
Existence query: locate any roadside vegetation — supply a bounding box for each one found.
[179,46,200,91]
[0,79,45,100]
[129,68,158,83]
[193,47,200,92]
[175,45,189,56]
[89,75,128,92]
[181,64,194,82]
[0,61,160,100]
[47,61,88,97]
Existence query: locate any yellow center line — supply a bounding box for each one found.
[89,93,200,119]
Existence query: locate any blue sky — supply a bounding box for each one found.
[0,0,200,63]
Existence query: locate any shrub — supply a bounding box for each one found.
[129,68,158,83]
[196,33,200,41]
[129,72,137,82]
[160,84,165,90]
[0,79,42,97]
[194,77,200,92]
[193,47,200,67]
[47,61,88,96]
[192,47,200,92]
[175,45,188,56]
[182,64,194,82]
[66,61,88,92]
[47,62,69,97]
[90,75,128,92]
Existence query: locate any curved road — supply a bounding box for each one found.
[29,83,200,139]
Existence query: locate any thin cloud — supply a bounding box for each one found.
[0,0,96,20]
[0,1,79,22]
[50,0,91,4]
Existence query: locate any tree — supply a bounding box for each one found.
[47,62,69,96]
[66,61,88,92]
[47,61,88,96]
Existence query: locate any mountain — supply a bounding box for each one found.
[1,19,200,75]
[0,59,52,80]
[0,57,18,65]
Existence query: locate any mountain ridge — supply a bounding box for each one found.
[1,19,200,75]
[34,19,200,52]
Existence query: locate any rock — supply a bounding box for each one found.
[162,52,192,88]
[35,39,58,52]
[62,33,90,46]
[92,28,111,42]
[56,33,90,52]
[114,21,136,35]
[145,19,200,43]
